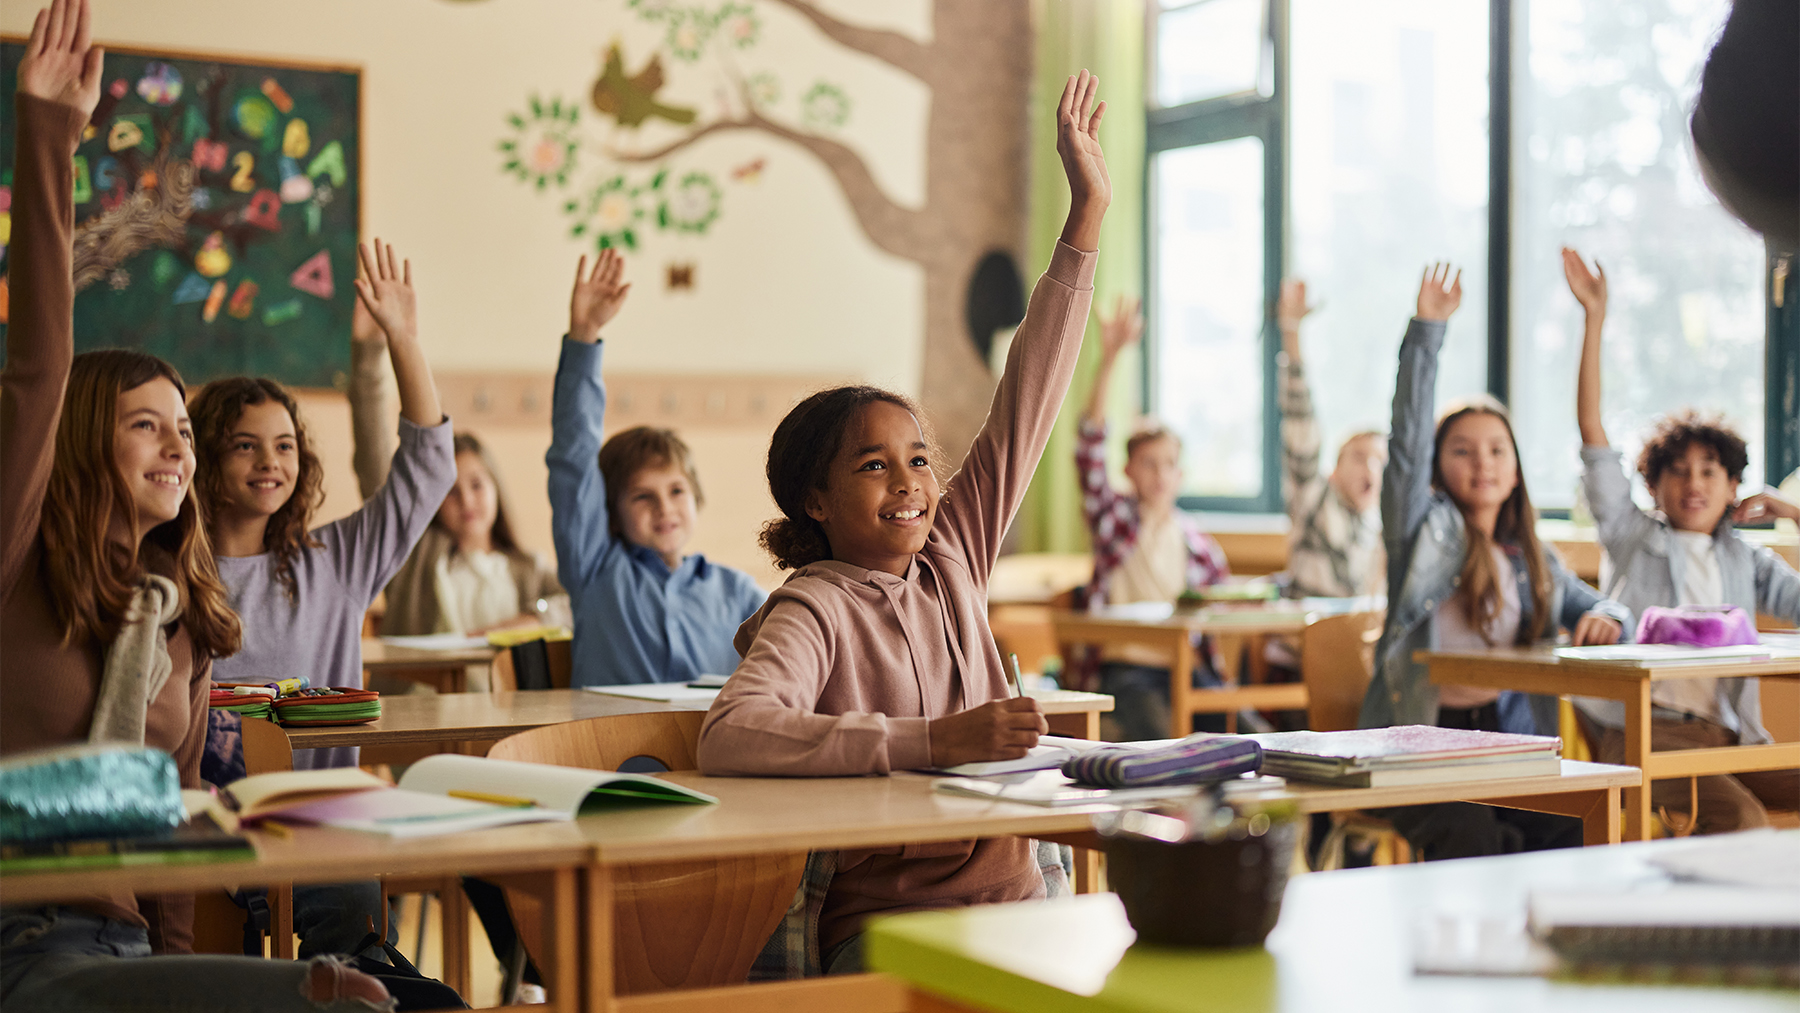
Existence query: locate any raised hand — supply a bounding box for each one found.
[353,239,417,344]
[1734,491,1800,526]
[350,290,384,350]
[569,249,631,344]
[1098,295,1143,363]
[1276,278,1314,333]
[17,0,104,120]
[1416,262,1463,323]
[927,697,1047,767]
[1561,247,1607,317]
[1056,70,1110,251]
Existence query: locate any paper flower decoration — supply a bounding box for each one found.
[501,96,581,190]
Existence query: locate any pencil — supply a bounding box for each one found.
[447,790,538,808]
[1007,653,1025,699]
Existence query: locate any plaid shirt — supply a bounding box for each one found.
[1075,419,1230,608]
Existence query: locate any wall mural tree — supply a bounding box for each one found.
[500,0,1034,458]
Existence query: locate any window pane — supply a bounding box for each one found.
[1289,0,1490,466]
[1156,0,1265,108]
[1152,136,1266,499]
[1512,0,1764,508]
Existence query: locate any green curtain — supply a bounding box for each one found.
[1014,0,1147,554]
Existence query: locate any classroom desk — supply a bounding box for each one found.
[361,637,498,694]
[1420,645,1800,841]
[1051,605,1318,737]
[864,830,1800,1013]
[282,687,1111,767]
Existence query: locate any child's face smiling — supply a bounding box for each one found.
[807,400,940,577]
[1652,443,1737,534]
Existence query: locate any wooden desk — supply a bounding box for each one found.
[1421,646,1800,841]
[361,637,498,694]
[865,831,1800,1013]
[1052,606,1317,737]
[284,689,672,764]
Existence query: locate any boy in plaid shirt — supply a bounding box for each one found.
[1075,297,1230,739]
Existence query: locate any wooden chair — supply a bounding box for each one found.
[238,718,469,993]
[487,712,807,997]
[1294,611,1414,867]
[489,638,573,692]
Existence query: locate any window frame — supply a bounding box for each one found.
[1145,0,1798,513]
[1144,0,1289,513]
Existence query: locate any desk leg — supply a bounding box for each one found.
[584,866,613,1013]
[1045,712,1100,740]
[1072,848,1103,895]
[269,883,295,959]
[1624,682,1653,841]
[1169,636,1195,740]
[1475,787,1620,846]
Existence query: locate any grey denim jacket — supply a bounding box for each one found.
[1360,320,1633,734]
[1576,445,1800,744]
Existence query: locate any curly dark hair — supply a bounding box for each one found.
[760,385,934,570]
[1637,410,1749,486]
[188,377,325,602]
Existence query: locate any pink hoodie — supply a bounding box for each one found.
[698,241,1096,948]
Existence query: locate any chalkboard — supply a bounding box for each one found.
[0,40,360,388]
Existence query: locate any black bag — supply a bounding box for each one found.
[346,931,469,1010]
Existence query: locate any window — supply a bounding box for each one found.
[1146,0,1282,510]
[1288,0,1491,465]
[1146,0,1788,513]
[1510,0,1765,506]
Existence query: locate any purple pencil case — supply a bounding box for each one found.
[1635,605,1760,648]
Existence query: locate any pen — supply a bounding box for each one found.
[1007,653,1025,699]
[446,790,538,808]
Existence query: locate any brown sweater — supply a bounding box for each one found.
[0,94,208,952]
[697,240,1096,949]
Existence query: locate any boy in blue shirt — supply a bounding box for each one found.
[548,250,767,685]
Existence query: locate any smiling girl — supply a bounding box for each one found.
[0,1,390,1006]
[696,71,1110,972]
[545,249,766,687]
[1362,263,1632,860]
[187,240,455,771]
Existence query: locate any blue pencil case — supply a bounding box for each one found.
[0,744,184,844]
[1063,735,1263,788]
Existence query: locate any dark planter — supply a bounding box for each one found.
[1106,818,1297,948]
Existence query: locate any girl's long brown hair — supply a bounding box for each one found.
[41,350,242,658]
[187,377,324,601]
[1431,397,1550,645]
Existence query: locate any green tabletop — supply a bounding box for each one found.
[866,832,1800,1013]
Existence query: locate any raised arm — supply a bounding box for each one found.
[933,71,1106,578]
[546,251,632,590]
[1276,278,1322,515]
[1565,247,1610,449]
[355,240,441,429]
[346,297,396,500]
[1382,265,1460,567]
[1,0,102,598]
[1081,296,1140,428]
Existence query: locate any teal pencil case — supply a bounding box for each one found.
[0,744,184,844]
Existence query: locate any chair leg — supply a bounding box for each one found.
[439,878,471,1001]
[414,893,433,961]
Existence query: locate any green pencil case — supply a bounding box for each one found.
[0,744,183,844]
[271,689,382,726]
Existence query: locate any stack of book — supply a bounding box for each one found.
[1244,726,1562,788]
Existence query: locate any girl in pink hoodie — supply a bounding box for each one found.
[698,71,1111,971]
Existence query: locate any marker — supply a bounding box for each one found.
[1007,653,1025,699]
[447,790,538,808]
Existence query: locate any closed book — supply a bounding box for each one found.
[1277,754,1562,788]
[0,812,253,873]
[1246,726,1560,779]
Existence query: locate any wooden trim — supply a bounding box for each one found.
[611,974,911,1013]
[431,371,844,431]
[0,35,364,75]
[1481,788,1619,845]
[1641,742,1800,779]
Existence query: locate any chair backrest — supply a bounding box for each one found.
[487,711,702,770]
[485,711,804,995]
[1300,611,1384,732]
[240,717,295,774]
[489,638,574,693]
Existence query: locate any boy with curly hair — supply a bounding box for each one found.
[1565,247,1800,833]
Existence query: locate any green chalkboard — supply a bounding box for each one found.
[0,40,360,388]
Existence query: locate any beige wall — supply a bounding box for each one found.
[4,0,945,588]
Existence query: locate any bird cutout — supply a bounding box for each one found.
[591,43,697,129]
[731,158,766,183]
[666,263,694,290]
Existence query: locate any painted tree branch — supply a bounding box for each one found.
[761,0,935,83]
[606,107,930,263]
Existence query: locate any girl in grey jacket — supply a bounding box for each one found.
[1362,264,1631,859]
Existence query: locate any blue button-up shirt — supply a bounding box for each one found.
[548,338,767,686]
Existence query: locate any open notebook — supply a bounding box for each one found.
[227,755,715,839]
[926,735,1116,777]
